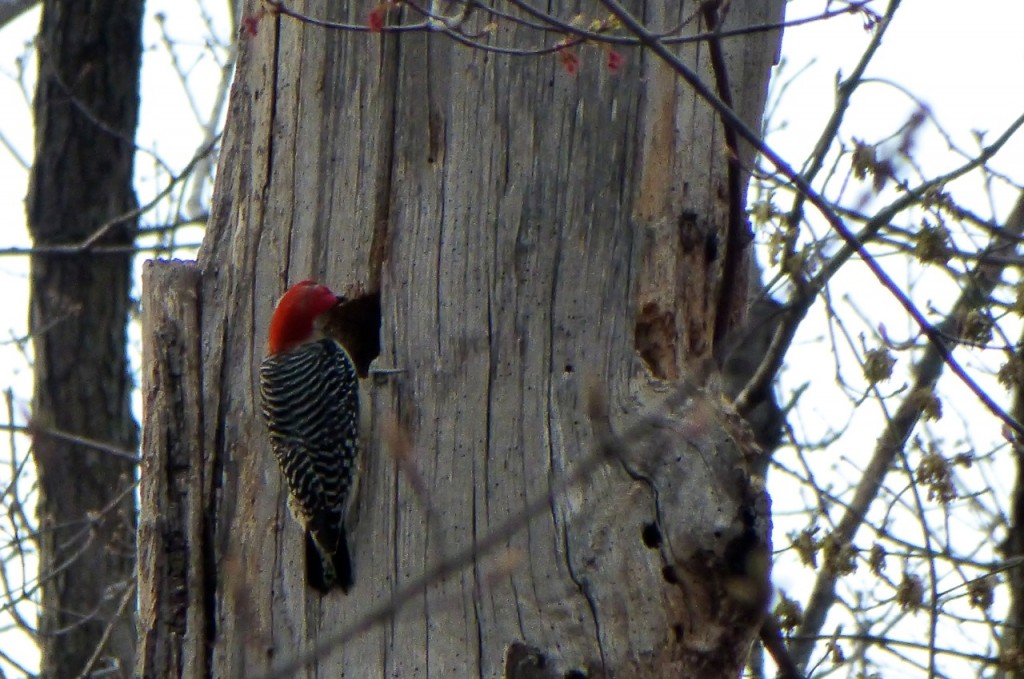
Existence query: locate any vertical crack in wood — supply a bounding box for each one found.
[368,29,403,291]
[139,260,207,679]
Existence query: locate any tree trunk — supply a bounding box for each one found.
[139,1,783,676]
[997,193,1024,679]
[26,1,143,677]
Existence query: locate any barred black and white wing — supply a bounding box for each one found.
[259,338,360,592]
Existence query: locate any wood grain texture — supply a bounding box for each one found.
[139,0,784,676]
[139,261,207,679]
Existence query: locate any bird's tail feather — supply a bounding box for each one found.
[305,527,353,593]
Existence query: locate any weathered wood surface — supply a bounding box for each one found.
[139,262,209,679]
[139,0,784,676]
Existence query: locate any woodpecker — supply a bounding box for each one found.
[259,280,360,593]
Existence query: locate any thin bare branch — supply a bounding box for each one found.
[74,580,136,679]
[595,0,1024,434]
[0,423,139,463]
[789,189,1024,668]
[0,0,36,30]
[255,379,699,677]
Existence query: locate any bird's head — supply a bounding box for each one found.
[267,280,344,354]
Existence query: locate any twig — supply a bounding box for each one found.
[0,242,201,257]
[75,580,137,679]
[793,0,901,217]
[595,0,1024,435]
[265,0,428,32]
[0,0,38,32]
[255,381,698,677]
[0,423,139,463]
[699,1,749,358]
[759,614,804,679]
[736,109,1024,416]
[788,189,1024,668]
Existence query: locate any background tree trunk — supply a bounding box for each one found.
[998,194,1024,679]
[140,0,784,676]
[27,0,143,676]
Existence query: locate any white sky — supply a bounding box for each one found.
[0,0,1022,675]
[762,3,1024,675]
